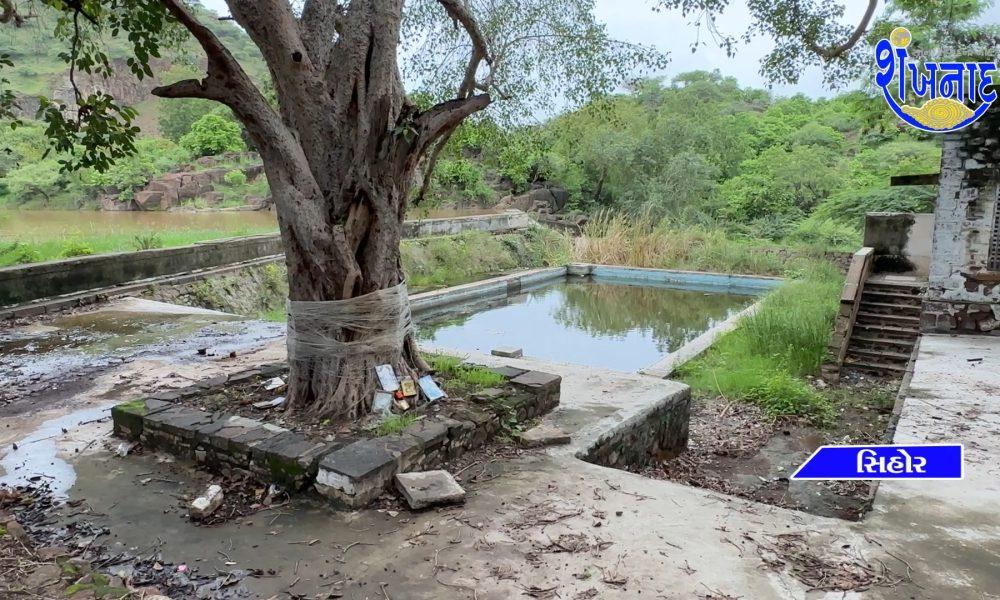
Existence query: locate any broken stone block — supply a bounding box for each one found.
[219,419,288,457]
[395,470,466,510]
[402,418,449,451]
[470,387,506,406]
[315,438,401,507]
[190,485,224,520]
[488,366,527,379]
[143,406,218,441]
[491,346,523,358]
[250,432,333,489]
[519,424,571,448]
[510,370,561,393]
[111,398,173,440]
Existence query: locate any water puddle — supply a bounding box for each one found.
[0,403,114,496]
[0,300,285,405]
[417,278,755,371]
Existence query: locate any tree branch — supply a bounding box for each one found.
[300,0,344,69]
[226,0,312,73]
[804,0,879,60]
[414,1,495,204]
[414,93,491,153]
[437,0,491,66]
[151,78,212,99]
[154,0,278,130]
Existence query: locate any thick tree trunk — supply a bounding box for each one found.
[276,163,431,422]
[152,0,490,423]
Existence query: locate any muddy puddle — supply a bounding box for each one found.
[0,300,285,410]
[0,403,114,495]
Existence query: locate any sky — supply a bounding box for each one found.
[200,0,1000,99]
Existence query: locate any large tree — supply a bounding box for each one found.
[0,0,663,420]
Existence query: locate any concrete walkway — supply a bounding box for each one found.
[864,333,1000,597]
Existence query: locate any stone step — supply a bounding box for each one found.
[861,289,924,304]
[853,322,921,337]
[849,335,917,352]
[856,311,921,324]
[857,301,922,315]
[845,346,912,362]
[842,358,909,374]
[863,283,927,296]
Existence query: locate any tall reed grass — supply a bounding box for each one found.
[574,211,841,276]
[676,259,844,424]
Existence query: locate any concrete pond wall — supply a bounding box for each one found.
[0,211,532,309]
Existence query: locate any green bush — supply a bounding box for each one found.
[809,186,937,227]
[0,241,41,265]
[132,232,164,250]
[224,170,248,186]
[59,240,95,258]
[180,114,246,157]
[87,137,189,200]
[787,218,861,249]
[434,158,492,200]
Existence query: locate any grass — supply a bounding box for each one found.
[575,211,852,276]
[402,227,571,292]
[0,226,277,267]
[259,308,287,322]
[425,353,506,388]
[676,259,845,425]
[375,413,420,436]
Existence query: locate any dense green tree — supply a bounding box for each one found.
[179,113,244,157]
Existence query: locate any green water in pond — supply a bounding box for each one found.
[417,278,756,372]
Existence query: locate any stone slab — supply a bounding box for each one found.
[491,346,523,358]
[402,418,450,450]
[488,366,527,379]
[519,424,572,448]
[142,406,217,439]
[250,432,333,488]
[315,438,399,503]
[111,399,174,439]
[394,470,466,510]
[510,370,561,393]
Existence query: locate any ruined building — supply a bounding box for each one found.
[923,107,1000,333]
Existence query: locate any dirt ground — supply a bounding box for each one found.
[641,380,897,520]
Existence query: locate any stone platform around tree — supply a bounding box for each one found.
[111,363,561,508]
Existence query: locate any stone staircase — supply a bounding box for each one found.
[841,277,926,376]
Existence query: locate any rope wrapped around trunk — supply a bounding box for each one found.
[286,282,412,362]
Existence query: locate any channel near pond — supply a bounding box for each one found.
[0,206,500,240]
[416,276,757,372]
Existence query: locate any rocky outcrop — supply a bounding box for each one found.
[497,183,570,215]
[495,183,588,235]
[99,153,264,211]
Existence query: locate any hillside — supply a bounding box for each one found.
[0,3,267,133]
[424,72,942,247]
